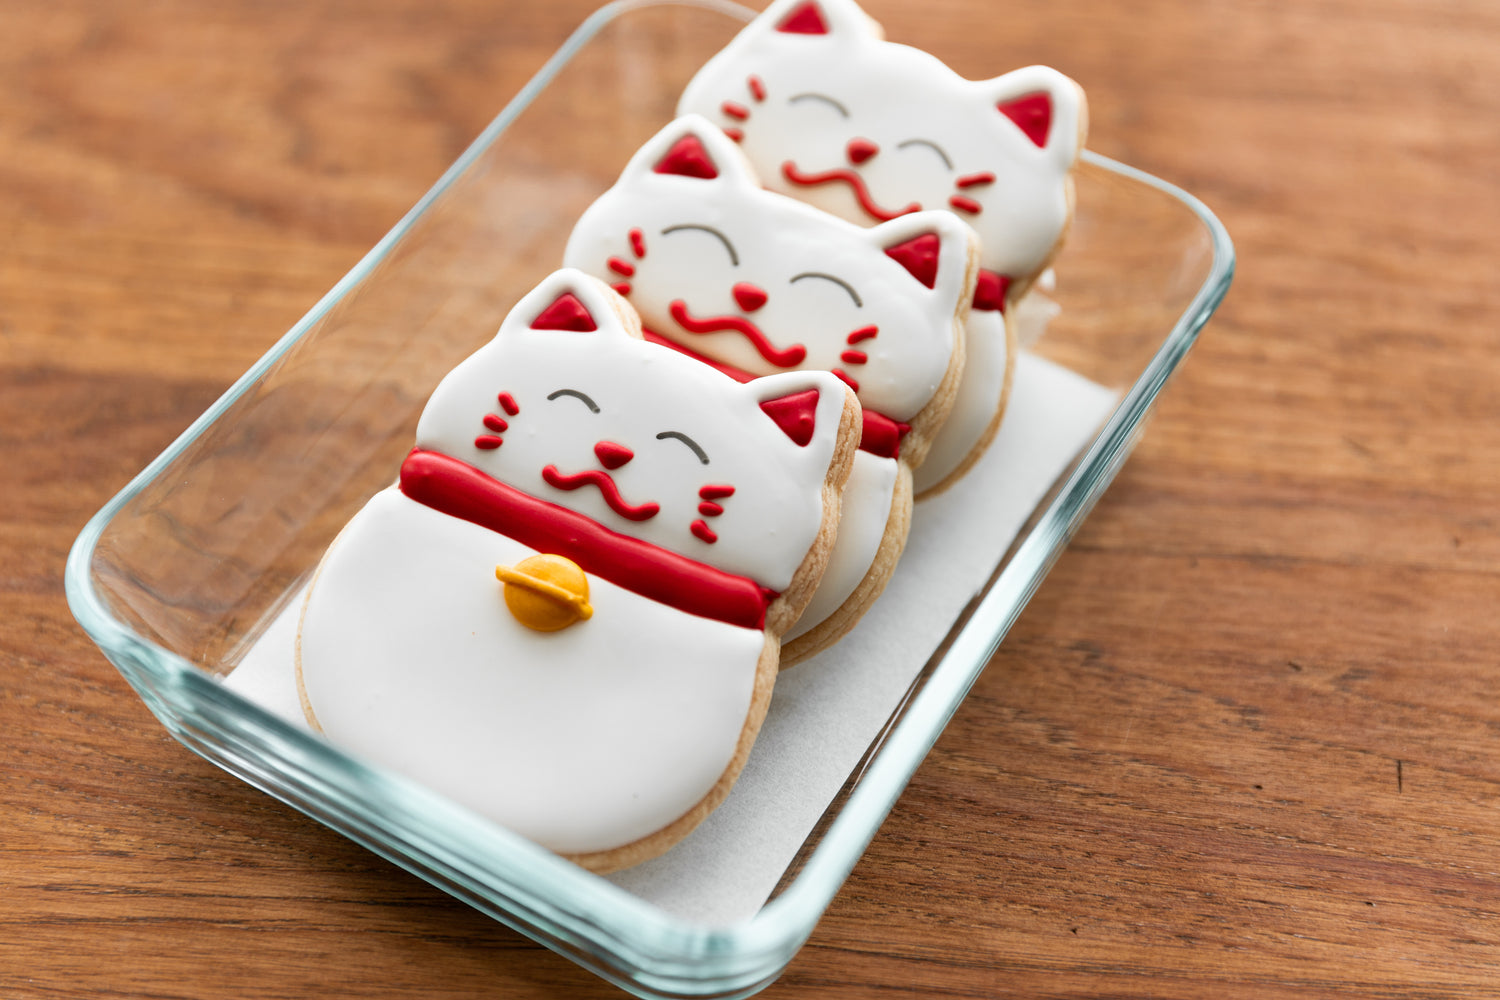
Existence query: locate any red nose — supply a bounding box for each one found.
[846,137,879,164]
[594,441,633,469]
[732,282,768,312]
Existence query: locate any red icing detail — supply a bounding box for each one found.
[722,100,750,121]
[732,282,768,313]
[698,501,725,517]
[860,411,911,460]
[700,484,736,500]
[629,228,646,258]
[846,325,878,344]
[669,300,807,367]
[498,392,520,416]
[831,368,860,392]
[531,293,597,332]
[748,75,766,102]
[998,91,1053,148]
[611,281,632,296]
[782,161,920,221]
[724,126,745,143]
[840,349,868,365]
[759,389,821,447]
[543,464,660,521]
[948,195,983,215]
[776,0,829,34]
[846,137,879,165]
[608,256,636,277]
[644,328,756,383]
[972,269,1011,312]
[885,233,941,289]
[400,449,774,628]
[474,435,503,450]
[483,414,508,432]
[691,519,719,544]
[654,134,719,179]
[956,171,996,189]
[645,333,905,457]
[593,440,634,470]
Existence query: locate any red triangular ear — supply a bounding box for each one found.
[776,0,829,34]
[759,388,820,446]
[998,92,1052,148]
[654,134,720,179]
[884,233,940,289]
[531,292,598,331]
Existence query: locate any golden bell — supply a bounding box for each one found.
[495,554,593,632]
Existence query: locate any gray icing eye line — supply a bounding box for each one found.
[788,92,850,117]
[790,271,863,308]
[896,138,954,170]
[657,431,710,465]
[660,224,739,267]
[547,388,599,413]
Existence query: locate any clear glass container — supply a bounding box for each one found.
[65,2,1234,996]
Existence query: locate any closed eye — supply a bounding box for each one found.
[547,388,599,412]
[790,272,862,308]
[657,431,709,465]
[896,138,954,171]
[661,224,739,267]
[788,92,850,118]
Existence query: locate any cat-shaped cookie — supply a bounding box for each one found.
[678,0,1087,493]
[296,270,859,872]
[563,116,975,662]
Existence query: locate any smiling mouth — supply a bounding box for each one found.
[669,300,807,368]
[781,161,922,222]
[542,465,660,522]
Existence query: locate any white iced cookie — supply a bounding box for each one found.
[564,116,975,663]
[296,270,860,872]
[678,0,1087,494]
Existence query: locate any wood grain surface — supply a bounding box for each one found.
[4,0,1499,997]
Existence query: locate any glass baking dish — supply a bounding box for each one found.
[65,1,1233,996]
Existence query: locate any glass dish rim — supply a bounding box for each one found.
[64,0,1236,994]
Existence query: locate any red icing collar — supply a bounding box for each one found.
[973,269,1011,313]
[641,329,911,459]
[400,449,777,630]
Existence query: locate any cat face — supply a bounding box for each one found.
[413,270,851,591]
[678,0,1085,286]
[563,115,974,430]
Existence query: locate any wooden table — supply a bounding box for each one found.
[5,0,1498,996]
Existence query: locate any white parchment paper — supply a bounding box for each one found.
[226,350,1118,925]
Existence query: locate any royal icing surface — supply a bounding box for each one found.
[564,116,971,645]
[678,0,1084,282]
[912,305,1012,493]
[298,489,765,855]
[564,116,971,430]
[414,271,853,593]
[297,270,857,861]
[678,0,1086,492]
[784,448,898,642]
